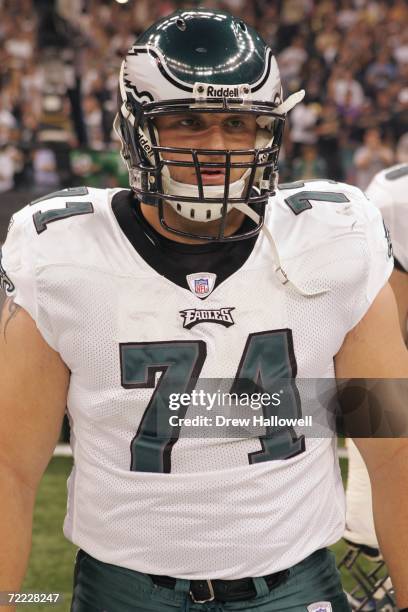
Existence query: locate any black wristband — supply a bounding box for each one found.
[399,608,408,611]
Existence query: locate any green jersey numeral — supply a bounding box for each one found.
[33,201,94,234]
[120,330,305,473]
[121,341,206,473]
[284,191,349,215]
[231,329,304,463]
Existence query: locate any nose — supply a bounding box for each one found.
[205,125,227,151]
[198,126,226,167]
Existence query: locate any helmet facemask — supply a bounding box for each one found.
[116,99,284,241]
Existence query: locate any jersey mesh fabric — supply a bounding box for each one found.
[1,183,392,579]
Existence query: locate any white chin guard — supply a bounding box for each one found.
[161,174,247,222]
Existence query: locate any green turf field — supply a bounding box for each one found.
[20,458,76,611]
[18,455,357,611]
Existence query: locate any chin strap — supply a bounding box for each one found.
[234,203,327,297]
[162,172,248,222]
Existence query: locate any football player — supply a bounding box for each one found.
[1,10,408,612]
[367,164,408,339]
[340,164,408,611]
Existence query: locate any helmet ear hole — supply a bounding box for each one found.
[176,18,186,31]
[239,21,247,32]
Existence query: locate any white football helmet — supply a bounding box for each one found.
[114,8,304,241]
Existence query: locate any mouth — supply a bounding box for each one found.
[199,169,226,185]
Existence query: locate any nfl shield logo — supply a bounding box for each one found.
[186,272,217,299]
[195,278,209,295]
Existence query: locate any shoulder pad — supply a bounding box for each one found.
[0,187,115,349]
[0,187,124,350]
[7,186,113,266]
[272,179,375,257]
[28,186,105,233]
[276,178,367,214]
[366,164,408,271]
[9,187,109,254]
[268,179,392,319]
[366,163,408,212]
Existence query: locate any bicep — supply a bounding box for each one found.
[0,298,70,490]
[335,282,408,379]
[389,268,408,343]
[352,437,408,476]
[335,284,408,439]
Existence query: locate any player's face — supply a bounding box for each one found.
[154,112,257,185]
[141,112,257,243]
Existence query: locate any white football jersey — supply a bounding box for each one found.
[345,439,378,548]
[1,180,392,579]
[366,163,408,272]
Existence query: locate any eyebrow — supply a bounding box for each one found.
[155,113,253,128]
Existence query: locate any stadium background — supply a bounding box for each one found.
[0,0,406,608]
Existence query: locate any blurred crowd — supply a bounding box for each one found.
[0,0,407,194]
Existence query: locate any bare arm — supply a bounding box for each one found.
[0,298,69,608]
[335,283,408,607]
[389,268,408,343]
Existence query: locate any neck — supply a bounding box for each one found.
[140,202,246,244]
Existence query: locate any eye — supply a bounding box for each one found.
[225,117,245,129]
[178,117,202,129]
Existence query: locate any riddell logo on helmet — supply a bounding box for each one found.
[138,135,152,155]
[206,85,240,97]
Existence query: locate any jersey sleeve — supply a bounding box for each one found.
[274,180,393,334]
[1,205,58,350]
[1,206,37,314]
[1,187,106,353]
